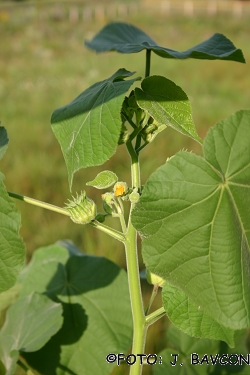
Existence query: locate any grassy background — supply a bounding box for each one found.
[1,5,250,374]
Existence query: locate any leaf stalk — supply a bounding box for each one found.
[8,191,70,217]
[145,307,166,326]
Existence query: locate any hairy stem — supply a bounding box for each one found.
[145,307,166,327]
[126,141,141,189]
[90,220,125,242]
[125,142,147,375]
[145,284,159,316]
[8,191,69,216]
[8,191,126,242]
[124,213,146,375]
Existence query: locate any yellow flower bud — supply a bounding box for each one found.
[113,182,128,197]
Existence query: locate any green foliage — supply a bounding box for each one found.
[86,170,118,189]
[0,175,26,294]
[0,20,249,375]
[0,127,25,294]
[0,292,63,375]
[132,110,250,331]
[51,69,139,189]
[85,22,245,63]
[19,241,133,375]
[153,325,250,375]
[0,127,8,161]
[135,76,202,143]
[162,282,235,347]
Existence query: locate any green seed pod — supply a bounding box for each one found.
[65,191,97,225]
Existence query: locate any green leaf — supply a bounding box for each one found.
[85,22,245,63]
[153,325,219,375]
[0,284,20,313]
[153,325,250,375]
[86,170,118,189]
[0,292,63,375]
[135,76,202,143]
[132,110,250,330]
[0,174,26,294]
[0,127,8,160]
[19,241,133,375]
[162,282,235,347]
[51,69,139,189]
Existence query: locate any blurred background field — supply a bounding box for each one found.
[1,1,250,374]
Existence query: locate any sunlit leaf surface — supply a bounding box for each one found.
[51,69,139,189]
[132,110,250,330]
[85,22,245,63]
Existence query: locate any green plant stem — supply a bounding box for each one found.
[17,359,28,371]
[124,213,146,375]
[129,125,143,142]
[145,307,166,326]
[136,141,149,154]
[135,134,142,152]
[119,214,127,234]
[17,359,34,374]
[8,191,126,242]
[125,142,147,375]
[90,220,125,242]
[145,49,151,78]
[126,141,141,189]
[145,284,159,316]
[122,111,137,130]
[112,199,127,233]
[117,197,124,215]
[8,191,70,216]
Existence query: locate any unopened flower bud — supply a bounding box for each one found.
[129,189,140,203]
[95,212,106,223]
[146,269,165,287]
[65,191,97,225]
[101,192,114,215]
[113,181,128,197]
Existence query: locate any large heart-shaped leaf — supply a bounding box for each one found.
[135,76,202,143]
[85,22,245,63]
[51,69,139,189]
[19,241,133,375]
[0,292,63,375]
[0,173,26,294]
[132,110,250,330]
[162,282,235,347]
[0,127,8,160]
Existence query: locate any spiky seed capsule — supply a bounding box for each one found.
[65,191,97,225]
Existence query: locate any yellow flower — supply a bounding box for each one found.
[114,182,128,197]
